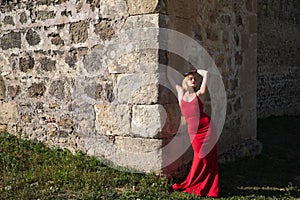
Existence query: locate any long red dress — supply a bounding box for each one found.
[172,95,219,197]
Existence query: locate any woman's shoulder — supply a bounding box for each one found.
[175,84,183,91]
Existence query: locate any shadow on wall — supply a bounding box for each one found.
[158,0,202,178]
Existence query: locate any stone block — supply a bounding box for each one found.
[19,55,34,72]
[19,12,27,24]
[39,57,56,72]
[36,10,56,21]
[95,103,131,136]
[49,103,61,109]
[166,0,197,19]
[26,29,41,46]
[3,16,14,25]
[0,76,5,100]
[0,53,10,76]
[131,104,166,138]
[139,48,159,65]
[99,0,128,18]
[0,31,21,50]
[50,34,64,46]
[107,51,140,74]
[28,82,46,98]
[127,0,159,15]
[65,52,77,69]
[115,73,159,104]
[122,14,159,30]
[94,19,115,40]
[220,14,231,25]
[206,26,219,41]
[76,119,96,136]
[83,81,114,102]
[114,136,162,153]
[112,148,163,173]
[21,114,32,123]
[84,135,163,172]
[85,0,101,10]
[108,49,159,74]
[166,16,193,38]
[245,0,253,12]
[8,85,20,99]
[70,21,89,43]
[0,102,18,124]
[82,46,107,76]
[49,80,65,100]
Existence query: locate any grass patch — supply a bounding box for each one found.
[0,115,299,199]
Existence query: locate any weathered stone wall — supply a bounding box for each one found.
[0,0,165,173]
[0,0,262,176]
[257,0,300,118]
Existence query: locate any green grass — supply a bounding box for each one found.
[0,115,299,199]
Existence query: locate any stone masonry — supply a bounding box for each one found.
[0,0,263,175]
[257,0,300,118]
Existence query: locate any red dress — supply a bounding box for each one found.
[172,95,219,197]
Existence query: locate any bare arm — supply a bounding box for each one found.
[195,69,208,96]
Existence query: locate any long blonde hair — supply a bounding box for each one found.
[182,76,193,93]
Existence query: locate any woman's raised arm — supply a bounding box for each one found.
[195,69,208,96]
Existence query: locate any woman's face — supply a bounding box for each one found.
[186,74,197,89]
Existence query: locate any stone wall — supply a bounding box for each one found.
[257,0,300,118]
[0,0,261,176]
[0,0,164,173]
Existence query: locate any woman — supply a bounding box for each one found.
[167,66,219,197]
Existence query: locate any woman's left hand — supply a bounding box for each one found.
[197,69,208,76]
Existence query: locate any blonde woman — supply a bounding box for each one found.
[167,66,219,197]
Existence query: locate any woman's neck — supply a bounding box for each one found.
[186,88,195,94]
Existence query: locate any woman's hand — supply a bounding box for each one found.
[196,69,208,76]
